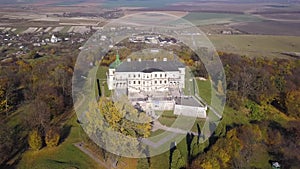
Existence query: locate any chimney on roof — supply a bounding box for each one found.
[163,58,167,61]
[127,58,131,62]
[138,58,141,62]
[154,58,157,62]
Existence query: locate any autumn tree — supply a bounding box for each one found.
[0,120,14,164]
[45,128,60,147]
[285,90,300,118]
[25,99,51,133]
[99,97,125,130]
[0,68,19,117]
[226,90,243,110]
[83,96,152,164]
[28,130,42,150]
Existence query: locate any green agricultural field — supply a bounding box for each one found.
[209,34,300,58]
[103,0,183,8]
[183,12,261,26]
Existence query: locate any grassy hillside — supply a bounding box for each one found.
[17,115,103,169]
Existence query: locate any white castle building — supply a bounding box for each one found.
[107,54,185,95]
[106,53,207,118]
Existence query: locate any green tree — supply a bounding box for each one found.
[246,101,265,121]
[136,158,149,169]
[171,149,185,169]
[28,130,42,150]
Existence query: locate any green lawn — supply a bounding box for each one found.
[150,129,165,137]
[158,116,177,127]
[150,152,170,169]
[17,114,104,169]
[196,79,211,103]
[96,66,111,97]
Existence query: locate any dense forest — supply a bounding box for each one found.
[191,52,300,169]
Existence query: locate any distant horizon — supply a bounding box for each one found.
[0,0,299,6]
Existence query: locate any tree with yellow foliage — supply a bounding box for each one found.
[45,129,60,147]
[28,130,42,151]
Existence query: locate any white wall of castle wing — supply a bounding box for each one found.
[178,67,186,89]
[107,68,115,90]
[108,70,185,93]
[174,105,207,118]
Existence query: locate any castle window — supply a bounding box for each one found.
[160,74,162,77]
[155,81,157,84]
[133,81,136,84]
[155,74,157,77]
